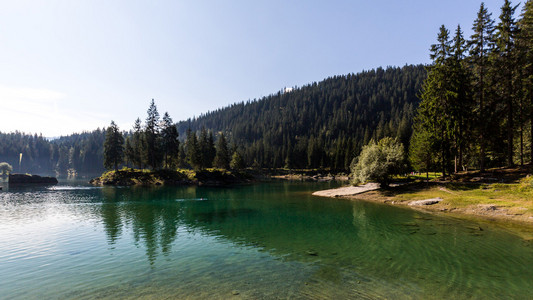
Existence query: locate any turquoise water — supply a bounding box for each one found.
[0,181,532,299]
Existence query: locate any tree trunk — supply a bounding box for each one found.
[508,78,514,167]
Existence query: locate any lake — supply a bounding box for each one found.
[1,181,532,299]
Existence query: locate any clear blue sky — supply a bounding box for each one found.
[0,0,520,137]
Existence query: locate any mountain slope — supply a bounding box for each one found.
[177,65,426,170]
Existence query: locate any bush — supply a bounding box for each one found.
[0,162,13,175]
[351,137,404,187]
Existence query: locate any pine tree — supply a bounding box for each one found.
[213,132,230,169]
[468,3,495,171]
[206,131,216,168]
[493,0,519,166]
[409,126,436,181]
[124,137,134,167]
[450,25,474,172]
[160,112,179,169]
[417,25,454,177]
[185,128,201,170]
[144,99,162,169]
[132,118,144,169]
[517,0,533,163]
[198,128,215,168]
[104,121,124,171]
[177,144,187,168]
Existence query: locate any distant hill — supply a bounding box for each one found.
[177,65,426,170]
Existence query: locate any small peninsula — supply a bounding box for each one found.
[89,168,253,186]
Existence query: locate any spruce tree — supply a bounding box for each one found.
[417,25,454,177]
[517,0,533,163]
[467,3,495,171]
[124,137,134,167]
[160,112,179,169]
[213,133,230,169]
[493,0,518,166]
[104,121,124,171]
[132,118,144,169]
[144,99,162,169]
[450,25,474,172]
[185,128,201,170]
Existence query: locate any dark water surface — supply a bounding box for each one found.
[1,181,532,299]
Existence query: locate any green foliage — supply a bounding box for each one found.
[230,151,245,170]
[103,121,124,171]
[144,99,163,169]
[129,118,144,169]
[0,162,13,175]
[409,127,436,174]
[185,128,201,170]
[161,112,180,169]
[213,133,230,169]
[198,128,216,169]
[351,137,405,187]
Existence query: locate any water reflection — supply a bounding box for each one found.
[2,181,533,298]
[93,183,352,265]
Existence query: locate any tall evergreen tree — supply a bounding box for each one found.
[517,0,533,163]
[468,3,495,171]
[450,25,474,172]
[493,0,519,166]
[213,132,230,169]
[160,112,179,169]
[185,128,201,170]
[417,25,454,177]
[124,137,134,167]
[132,118,144,169]
[198,128,215,169]
[144,99,162,169]
[104,121,124,171]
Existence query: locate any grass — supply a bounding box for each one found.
[387,176,533,214]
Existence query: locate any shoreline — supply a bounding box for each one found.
[312,184,533,226]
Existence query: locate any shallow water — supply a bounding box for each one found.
[0,181,532,299]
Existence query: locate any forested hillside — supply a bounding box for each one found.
[177,65,426,170]
[0,130,105,176]
[0,65,426,175]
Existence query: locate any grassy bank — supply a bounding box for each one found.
[322,166,533,225]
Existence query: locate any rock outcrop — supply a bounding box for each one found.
[408,198,443,206]
[8,174,58,185]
